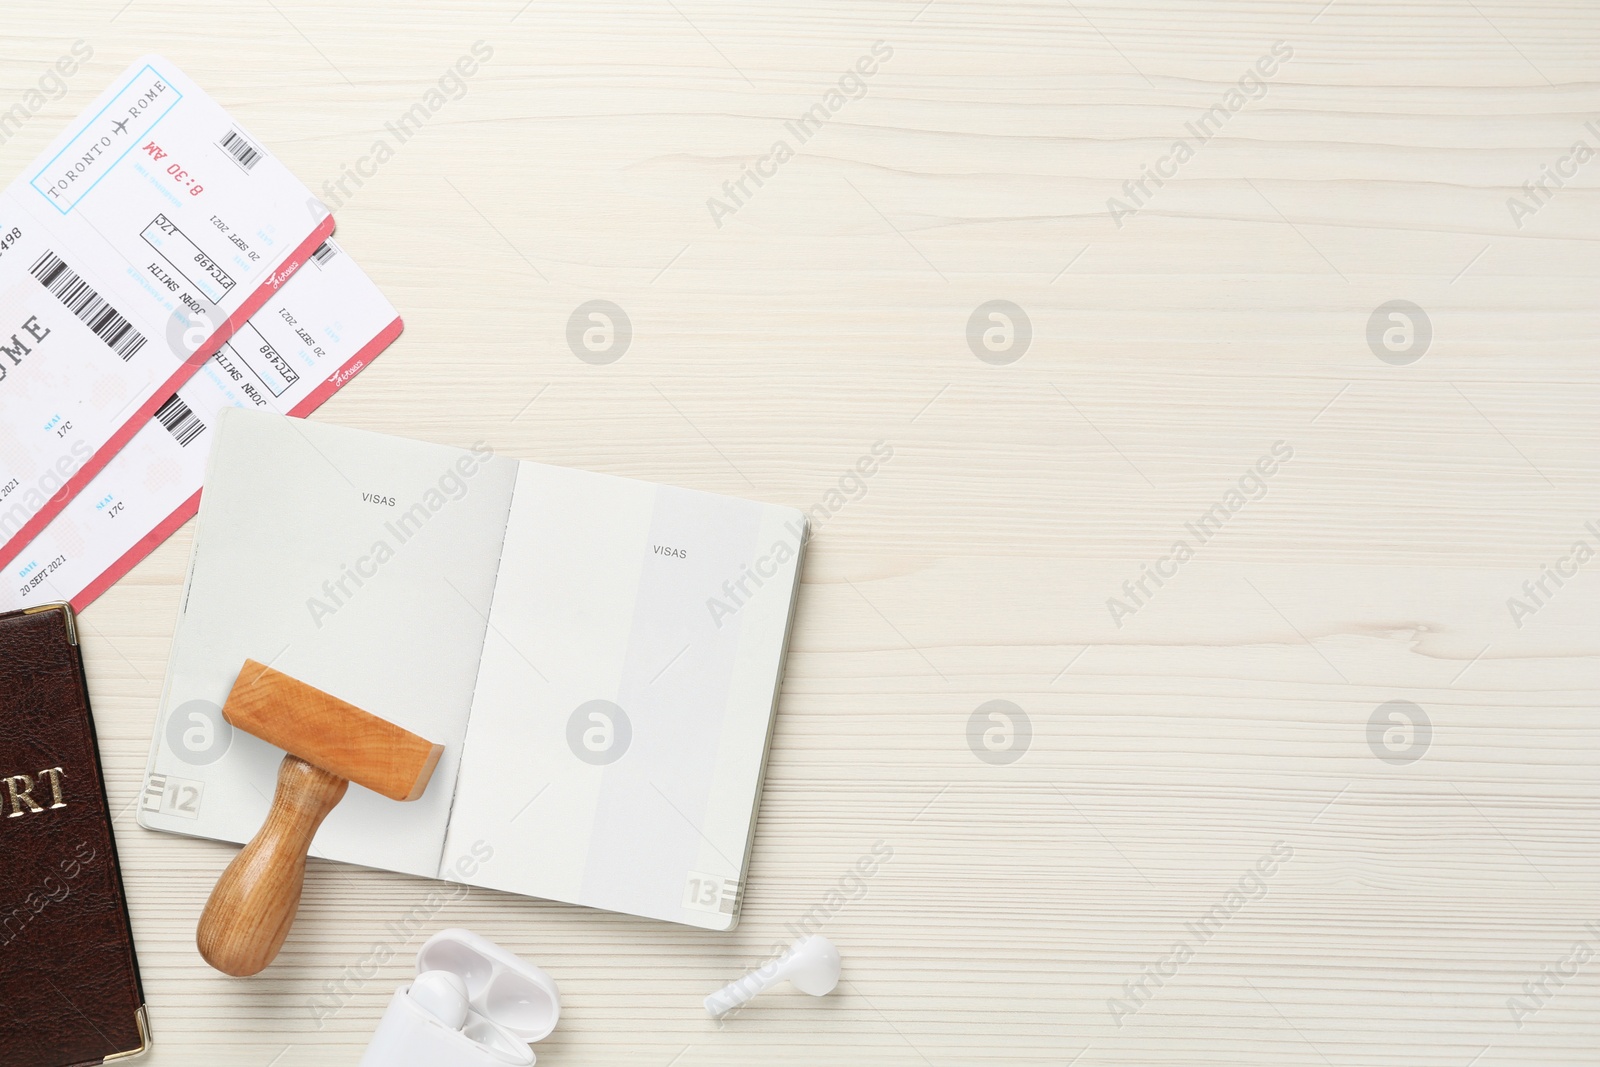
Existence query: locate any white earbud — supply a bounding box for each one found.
[704,935,842,1018]
[408,969,471,1030]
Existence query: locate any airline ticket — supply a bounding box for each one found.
[0,55,335,570]
[0,239,401,612]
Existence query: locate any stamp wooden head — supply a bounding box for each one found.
[219,660,443,801]
[196,660,444,977]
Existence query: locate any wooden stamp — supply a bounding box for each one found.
[196,659,444,976]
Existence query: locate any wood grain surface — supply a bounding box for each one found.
[2,1,1597,1064]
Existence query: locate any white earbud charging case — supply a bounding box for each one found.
[358,928,561,1067]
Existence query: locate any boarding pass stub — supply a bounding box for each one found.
[0,54,334,570]
[0,239,401,612]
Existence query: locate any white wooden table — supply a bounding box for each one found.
[3,1,1597,1063]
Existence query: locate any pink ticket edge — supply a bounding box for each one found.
[0,213,338,571]
[69,313,403,612]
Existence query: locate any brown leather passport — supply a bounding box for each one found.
[0,603,149,1065]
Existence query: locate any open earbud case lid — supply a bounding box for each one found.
[416,928,561,1043]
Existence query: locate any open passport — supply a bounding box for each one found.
[140,410,805,930]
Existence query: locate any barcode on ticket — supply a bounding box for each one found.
[310,241,337,267]
[154,393,206,446]
[218,128,262,173]
[29,251,148,361]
